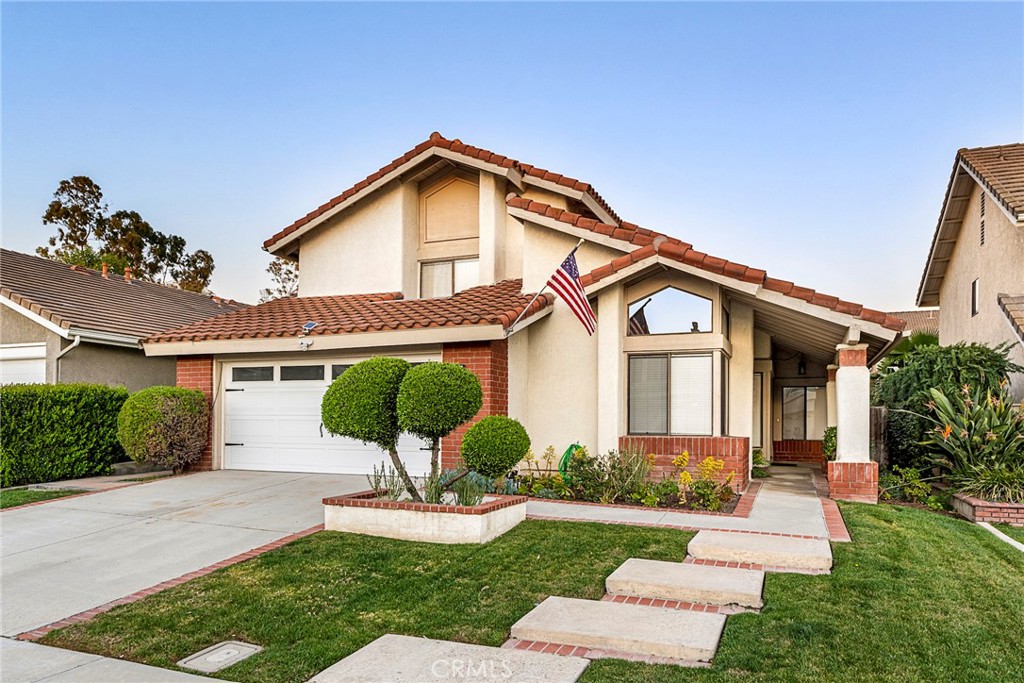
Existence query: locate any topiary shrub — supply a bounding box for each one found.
[321,357,420,499]
[823,426,838,461]
[117,386,209,472]
[461,415,530,478]
[0,383,128,486]
[398,362,482,479]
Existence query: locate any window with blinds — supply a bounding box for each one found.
[628,353,713,435]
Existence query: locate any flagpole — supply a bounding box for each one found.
[505,238,585,336]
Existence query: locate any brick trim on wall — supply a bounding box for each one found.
[619,435,751,492]
[827,461,878,504]
[952,493,1024,527]
[773,440,824,465]
[440,340,509,470]
[176,356,214,471]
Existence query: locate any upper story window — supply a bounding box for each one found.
[627,287,712,336]
[971,278,980,317]
[421,258,479,298]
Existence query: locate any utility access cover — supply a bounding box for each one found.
[177,641,263,673]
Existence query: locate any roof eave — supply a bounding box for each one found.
[143,323,509,357]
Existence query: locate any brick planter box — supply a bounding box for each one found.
[952,493,1024,527]
[323,491,528,544]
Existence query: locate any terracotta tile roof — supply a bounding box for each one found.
[886,309,939,337]
[0,248,247,341]
[959,144,1024,220]
[263,132,620,251]
[998,294,1024,346]
[508,198,905,333]
[146,279,552,343]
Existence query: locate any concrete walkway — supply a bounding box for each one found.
[1,639,216,682]
[526,465,829,538]
[1,470,366,637]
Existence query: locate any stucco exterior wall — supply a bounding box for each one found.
[727,302,755,465]
[938,184,1024,399]
[59,341,176,391]
[520,220,624,294]
[0,306,61,383]
[298,181,416,298]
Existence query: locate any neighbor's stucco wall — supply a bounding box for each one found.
[298,181,417,298]
[59,341,176,391]
[938,184,1024,399]
[0,306,61,383]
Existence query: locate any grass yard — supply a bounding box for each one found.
[0,488,81,509]
[42,521,688,682]
[993,523,1024,545]
[42,507,1024,683]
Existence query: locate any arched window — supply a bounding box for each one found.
[627,287,712,336]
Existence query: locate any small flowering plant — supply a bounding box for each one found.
[672,451,736,511]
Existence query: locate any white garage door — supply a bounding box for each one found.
[0,344,46,385]
[222,359,433,476]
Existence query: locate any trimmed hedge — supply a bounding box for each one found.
[461,415,531,478]
[397,362,482,442]
[322,357,411,451]
[117,387,209,471]
[0,383,128,487]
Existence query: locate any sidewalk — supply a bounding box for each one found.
[525,465,832,538]
[1,639,215,682]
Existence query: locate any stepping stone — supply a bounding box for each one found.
[510,596,726,663]
[606,558,764,608]
[687,530,832,571]
[308,634,589,682]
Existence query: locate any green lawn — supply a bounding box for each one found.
[993,523,1024,545]
[42,507,1024,683]
[1,488,80,509]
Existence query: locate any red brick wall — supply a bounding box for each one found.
[827,461,878,504]
[774,440,824,465]
[619,435,751,492]
[440,340,509,470]
[953,494,1024,527]
[176,356,214,472]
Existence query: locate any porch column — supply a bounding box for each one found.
[828,343,877,503]
[597,286,624,454]
[826,364,838,428]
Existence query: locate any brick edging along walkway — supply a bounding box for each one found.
[17,524,325,641]
[528,480,762,519]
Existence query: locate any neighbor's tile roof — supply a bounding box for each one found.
[959,144,1024,220]
[0,248,247,341]
[146,279,552,343]
[507,198,905,333]
[998,294,1024,346]
[263,132,620,251]
[886,309,939,337]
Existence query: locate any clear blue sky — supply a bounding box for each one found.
[3,2,1021,308]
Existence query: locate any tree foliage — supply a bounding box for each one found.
[38,175,216,292]
[259,257,299,302]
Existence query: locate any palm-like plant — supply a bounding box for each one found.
[915,383,1024,502]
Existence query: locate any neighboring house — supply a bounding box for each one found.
[917,144,1024,400]
[0,248,245,391]
[144,133,903,502]
[886,309,939,337]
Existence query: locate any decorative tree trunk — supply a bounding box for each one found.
[388,447,422,502]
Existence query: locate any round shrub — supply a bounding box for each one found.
[117,387,209,471]
[397,362,482,442]
[461,415,530,478]
[321,357,411,451]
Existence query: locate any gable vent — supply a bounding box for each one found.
[980,219,986,246]
[980,192,986,217]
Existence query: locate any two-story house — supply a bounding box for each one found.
[144,133,903,502]
[917,144,1024,401]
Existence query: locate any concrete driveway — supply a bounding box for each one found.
[1,471,366,637]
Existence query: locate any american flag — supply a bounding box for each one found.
[547,250,596,335]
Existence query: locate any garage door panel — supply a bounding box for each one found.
[223,359,436,476]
